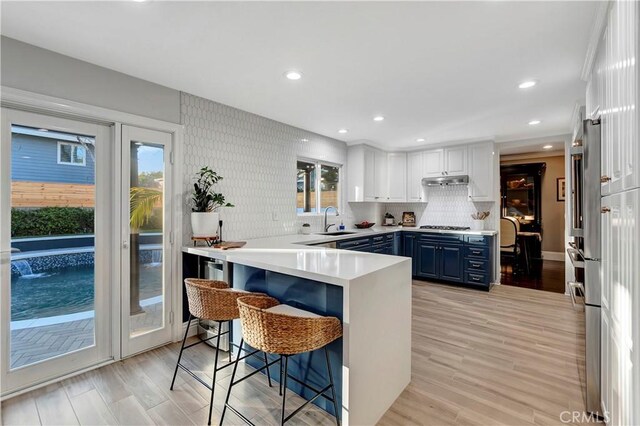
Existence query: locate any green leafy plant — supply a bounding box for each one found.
[191,166,234,212]
[130,187,163,230]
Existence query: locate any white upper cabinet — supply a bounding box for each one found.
[594,0,639,196]
[348,145,396,202]
[423,149,444,177]
[407,151,426,202]
[374,150,389,200]
[467,141,495,201]
[423,146,468,177]
[444,146,468,175]
[387,153,407,202]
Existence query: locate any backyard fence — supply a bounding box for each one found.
[11,181,95,208]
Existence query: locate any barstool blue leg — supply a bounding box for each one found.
[170,314,192,390]
[324,347,341,426]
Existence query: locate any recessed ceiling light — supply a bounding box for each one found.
[284,70,302,80]
[519,80,537,89]
[301,138,309,142]
[528,120,541,125]
[543,145,553,150]
[338,129,348,134]
[373,116,385,122]
[416,138,425,142]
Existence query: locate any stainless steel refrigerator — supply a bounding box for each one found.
[568,117,602,416]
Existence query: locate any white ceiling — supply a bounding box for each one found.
[1,1,600,149]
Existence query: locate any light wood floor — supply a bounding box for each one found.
[2,282,588,426]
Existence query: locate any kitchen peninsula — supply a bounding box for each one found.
[183,231,413,426]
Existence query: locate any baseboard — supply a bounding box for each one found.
[183,319,199,338]
[542,251,565,262]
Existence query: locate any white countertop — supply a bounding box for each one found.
[182,227,496,286]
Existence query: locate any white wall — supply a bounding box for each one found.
[181,92,356,242]
[0,37,180,124]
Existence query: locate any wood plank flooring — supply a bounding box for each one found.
[2,282,589,425]
[501,260,567,294]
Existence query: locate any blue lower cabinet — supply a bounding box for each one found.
[336,231,494,290]
[402,233,417,275]
[416,241,438,279]
[440,244,464,283]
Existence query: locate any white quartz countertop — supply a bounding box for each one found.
[182,227,496,286]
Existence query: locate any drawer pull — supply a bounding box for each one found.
[471,276,481,281]
[470,262,482,268]
[471,250,482,255]
[601,207,611,214]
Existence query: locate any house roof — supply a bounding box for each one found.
[12,125,95,145]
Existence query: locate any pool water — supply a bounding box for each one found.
[11,264,162,321]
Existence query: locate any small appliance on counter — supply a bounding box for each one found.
[383,212,395,226]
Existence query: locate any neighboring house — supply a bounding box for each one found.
[11,126,95,184]
[11,126,96,208]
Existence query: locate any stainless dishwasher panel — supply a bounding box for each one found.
[198,259,231,352]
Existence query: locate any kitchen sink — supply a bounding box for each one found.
[314,231,357,236]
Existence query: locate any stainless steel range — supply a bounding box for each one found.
[568,117,602,416]
[420,225,471,231]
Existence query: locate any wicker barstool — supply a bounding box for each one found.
[220,295,342,426]
[170,278,273,425]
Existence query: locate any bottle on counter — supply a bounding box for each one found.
[339,221,345,230]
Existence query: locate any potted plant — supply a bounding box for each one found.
[190,166,234,237]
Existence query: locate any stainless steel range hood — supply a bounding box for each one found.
[421,175,469,186]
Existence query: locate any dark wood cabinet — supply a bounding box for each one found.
[500,163,546,233]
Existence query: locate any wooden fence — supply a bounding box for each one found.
[296,190,338,209]
[11,181,95,208]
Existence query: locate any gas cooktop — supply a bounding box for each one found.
[419,225,471,231]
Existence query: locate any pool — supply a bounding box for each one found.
[11,264,162,321]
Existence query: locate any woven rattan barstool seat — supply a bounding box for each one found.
[170,279,272,425]
[220,295,342,426]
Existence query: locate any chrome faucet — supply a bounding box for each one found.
[324,206,339,232]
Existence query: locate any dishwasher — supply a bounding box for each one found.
[198,258,231,352]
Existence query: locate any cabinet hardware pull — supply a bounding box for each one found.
[471,276,480,281]
[601,175,611,183]
[601,207,611,213]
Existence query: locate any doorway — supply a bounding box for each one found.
[1,108,177,396]
[1,109,112,393]
[498,146,567,293]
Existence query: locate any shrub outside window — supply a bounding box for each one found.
[297,160,340,215]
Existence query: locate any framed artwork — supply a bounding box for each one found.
[557,177,566,201]
[402,211,416,227]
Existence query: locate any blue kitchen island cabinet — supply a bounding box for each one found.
[183,239,412,426]
[233,265,343,417]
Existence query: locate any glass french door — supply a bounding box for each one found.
[0,109,112,395]
[121,125,173,357]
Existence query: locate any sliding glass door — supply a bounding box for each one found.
[0,109,112,395]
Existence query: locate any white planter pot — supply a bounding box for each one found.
[191,212,220,237]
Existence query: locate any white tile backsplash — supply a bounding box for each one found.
[181,92,356,242]
[372,186,496,229]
